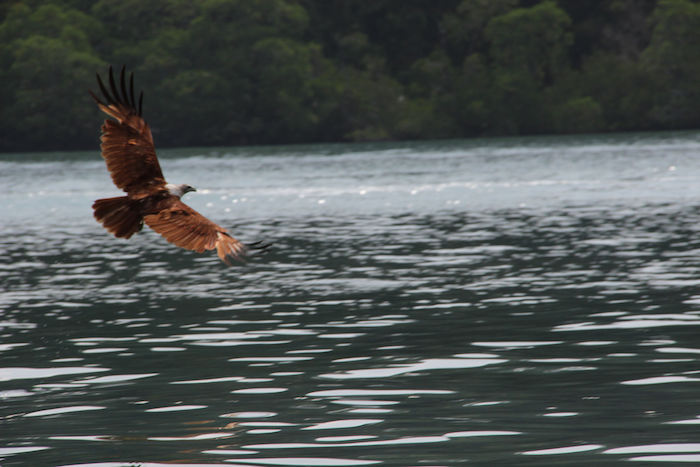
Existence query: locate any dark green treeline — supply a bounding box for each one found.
[1,0,699,152]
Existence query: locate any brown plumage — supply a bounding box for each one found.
[90,66,266,265]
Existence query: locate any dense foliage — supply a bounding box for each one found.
[1,0,699,151]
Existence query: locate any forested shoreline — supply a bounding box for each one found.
[1,0,699,152]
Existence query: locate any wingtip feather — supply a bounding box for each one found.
[216,232,249,265]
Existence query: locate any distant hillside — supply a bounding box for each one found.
[1,0,699,152]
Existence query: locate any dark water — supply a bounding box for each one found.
[4,133,700,466]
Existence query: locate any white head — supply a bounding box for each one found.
[165,183,196,198]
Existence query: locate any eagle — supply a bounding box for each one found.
[90,66,266,265]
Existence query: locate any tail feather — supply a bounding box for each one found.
[93,196,142,239]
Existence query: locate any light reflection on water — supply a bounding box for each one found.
[3,133,700,465]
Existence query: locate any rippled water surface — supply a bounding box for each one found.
[4,133,700,466]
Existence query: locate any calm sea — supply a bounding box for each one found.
[3,132,700,466]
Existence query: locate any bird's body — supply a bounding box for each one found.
[90,66,263,264]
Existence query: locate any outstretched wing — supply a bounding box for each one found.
[143,198,248,265]
[90,66,165,194]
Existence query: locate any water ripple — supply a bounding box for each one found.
[6,134,700,465]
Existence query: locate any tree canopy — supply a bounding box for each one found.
[0,0,698,152]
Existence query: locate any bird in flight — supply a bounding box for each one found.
[90,66,266,265]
